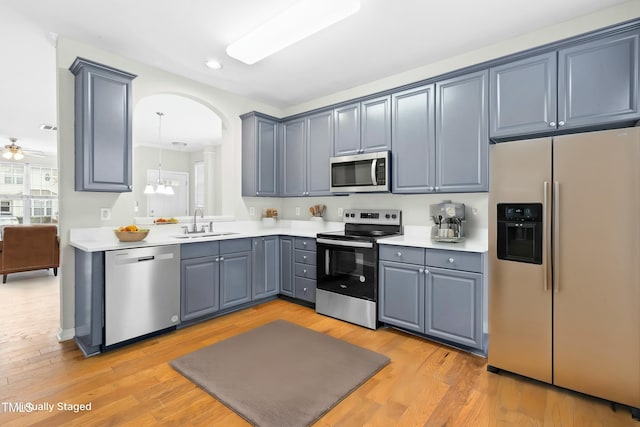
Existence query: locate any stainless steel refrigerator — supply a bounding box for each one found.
[488,127,640,416]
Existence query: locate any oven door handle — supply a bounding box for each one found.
[316,238,374,249]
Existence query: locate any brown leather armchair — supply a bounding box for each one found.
[0,225,60,283]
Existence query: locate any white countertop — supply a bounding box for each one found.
[70,221,488,253]
[69,219,344,252]
[378,226,488,253]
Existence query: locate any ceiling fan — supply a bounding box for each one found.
[3,138,49,160]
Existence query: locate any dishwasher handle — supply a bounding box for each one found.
[137,256,155,262]
[113,251,176,265]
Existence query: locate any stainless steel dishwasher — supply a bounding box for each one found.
[104,245,180,347]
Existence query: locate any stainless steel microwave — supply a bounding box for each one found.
[330,151,390,193]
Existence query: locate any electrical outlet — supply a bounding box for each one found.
[249,207,255,217]
[100,208,111,221]
[337,207,344,217]
[295,207,300,216]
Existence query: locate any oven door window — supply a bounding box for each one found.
[317,245,376,300]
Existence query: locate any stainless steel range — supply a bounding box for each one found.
[316,209,402,329]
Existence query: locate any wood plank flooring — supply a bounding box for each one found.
[0,273,636,426]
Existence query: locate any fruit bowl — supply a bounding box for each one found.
[114,229,150,242]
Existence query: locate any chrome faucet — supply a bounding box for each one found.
[192,208,204,233]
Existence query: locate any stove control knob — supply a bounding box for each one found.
[385,214,390,219]
[350,213,355,218]
[392,214,397,219]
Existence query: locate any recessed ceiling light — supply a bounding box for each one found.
[205,59,223,70]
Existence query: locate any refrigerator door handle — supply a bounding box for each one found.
[553,181,560,293]
[543,181,551,292]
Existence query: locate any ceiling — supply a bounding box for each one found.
[0,0,631,155]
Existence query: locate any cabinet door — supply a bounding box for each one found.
[425,267,482,349]
[279,237,294,297]
[391,85,436,193]
[435,70,489,192]
[490,52,557,138]
[70,58,135,192]
[256,117,278,196]
[281,118,306,196]
[361,95,391,153]
[378,260,425,333]
[306,110,333,196]
[333,103,360,155]
[252,236,279,299]
[181,257,219,321]
[558,29,640,130]
[220,251,252,309]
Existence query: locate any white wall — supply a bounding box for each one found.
[56,37,282,338]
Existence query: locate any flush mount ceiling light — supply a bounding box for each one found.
[226,0,361,65]
[3,138,24,160]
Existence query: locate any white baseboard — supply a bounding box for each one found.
[57,327,75,342]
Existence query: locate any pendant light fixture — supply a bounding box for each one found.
[144,112,174,195]
[3,138,25,160]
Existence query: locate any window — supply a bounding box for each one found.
[0,162,58,225]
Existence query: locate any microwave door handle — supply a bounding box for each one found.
[371,158,378,185]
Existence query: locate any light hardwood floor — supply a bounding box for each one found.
[0,274,636,426]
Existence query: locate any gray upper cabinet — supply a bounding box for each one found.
[281,112,333,197]
[333,96,391,156]
[70,57,136,192]
[241,112,278,197]
[558,29,640,130]
[391,85,436,193]
[490,52,557,138]
[306,110,333,196]
[490,28,640,139]
[435,70,489,192]
[281,118,306,196]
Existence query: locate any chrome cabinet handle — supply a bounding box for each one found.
[215,257,219,262]
[419,268,424,274]
[303,269,307,274]
[424,269,429,275]
[219,257,224,261]
[434,186,440,191]
[303,287,307,293]
[303,241,307,246]
[549,121,556,127]
[303,255,307,260]
[448,257,454,263]
[396,252,402,257]
[558,121,565,126]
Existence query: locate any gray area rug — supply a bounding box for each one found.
[170,319,390,427]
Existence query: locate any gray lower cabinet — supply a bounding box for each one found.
[279,237,294,297]
[241,112,279,196]
[490,28,640,139]
[378,245,485,351]
[294,238,316,303]
[69,57,136,192]
[219,241,252,310]
[334,96,391,156]
[378,260,425,332]
[435,70,489,193]
[181,256,220,321]
[252,236,279,299]
[425,267,482,349]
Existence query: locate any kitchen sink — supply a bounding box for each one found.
[170,232,238,239]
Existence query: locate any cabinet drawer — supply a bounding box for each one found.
[220,238,252,254]
[181,241,219,259]
[295,277,316,303]
[295,263,316,279]
[295,238,316,251]
[379,245,425,264]
[294,249,316,265]
[425,249,483,272]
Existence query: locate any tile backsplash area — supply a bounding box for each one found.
[277,192,488,232]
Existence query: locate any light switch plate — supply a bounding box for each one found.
[100,208,111,221]
[337,207,344,217]
[295,207,300,216]
[249,207,255,217]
